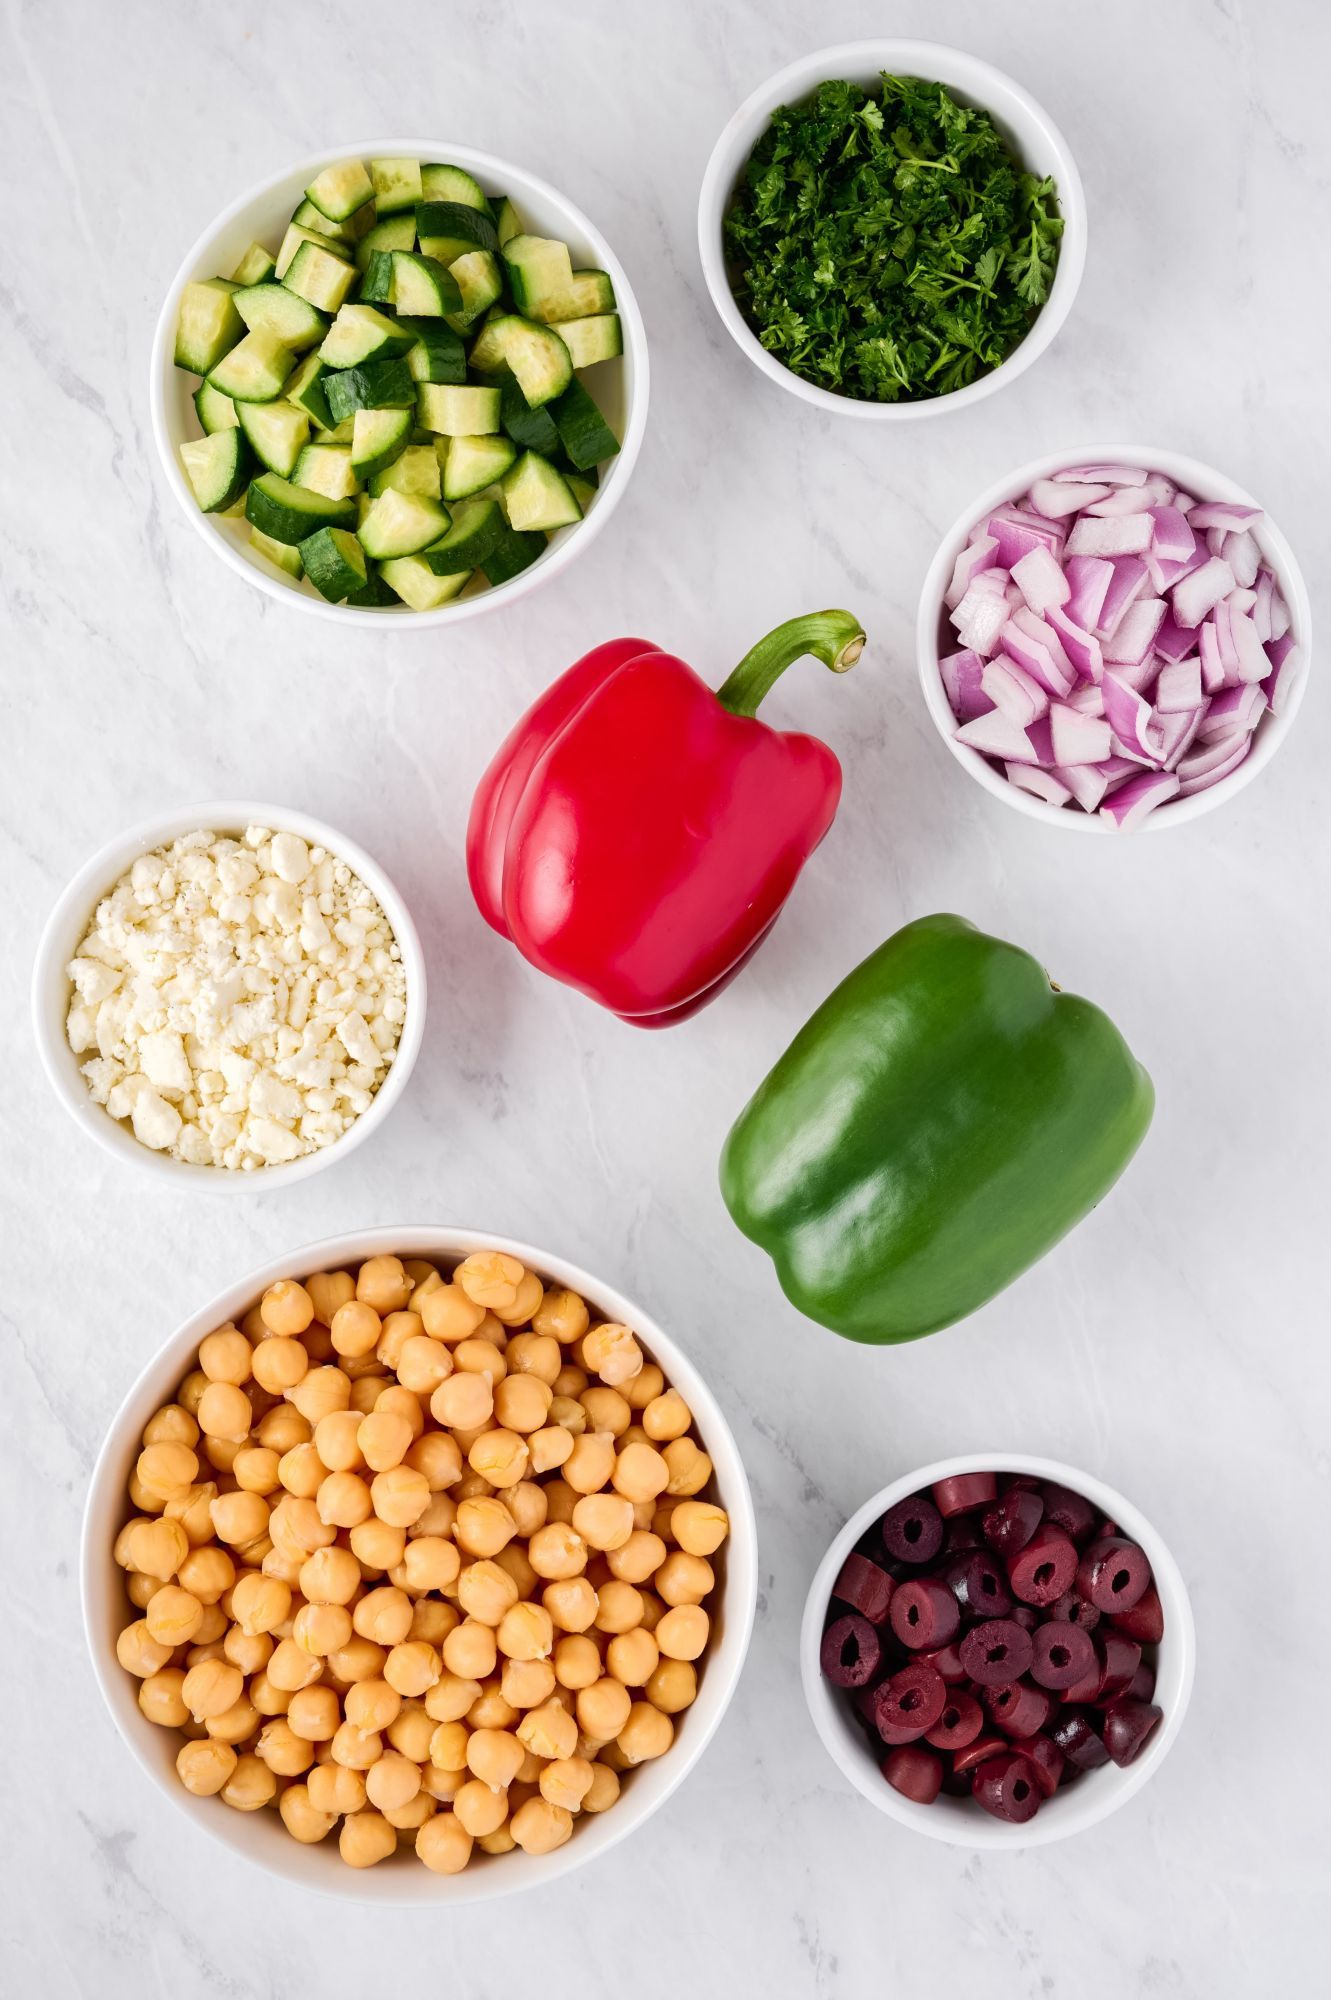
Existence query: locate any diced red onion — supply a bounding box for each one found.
[1065,681,1105,716]
[1096,557,1150,640]
[1149,505,1196,564]
[1252,569,1275,642]
[998,618,1074,698]
[1005,763,1072,807]
[1153,611,1196,664]
[1098,770,1181,827]
[982,655,1048,725]
[1270,591,1291,641]
[1225,529,1260,589]
[1066,513,1154,558]
[1053,763,1112,812]
[1029,478,1110,517]
[1153,656,1203,712]
[1187,501,1263,533]
[1011,545,1070,615]
[1198,683,1266,739]
[955,710,1042,763]
[1230,609,1269,684]
[944,535,999,610]
[1049,702,1112,765]
[1199,621,1225,693]
[1066,555,1113,630]
[1046,605,1103,682]
[1086,482,1171,518]
[987,506,1065,569]
[1262,638,1298,715]
[1054,464,1148,486]
[1153,706,1205,771]
[953,582,1009,657]
[1101,672,1156,758]
[1103,597,1166,667]
[1172,556,1236,628]
[1178,739,1250,796]
[940,648,993,723]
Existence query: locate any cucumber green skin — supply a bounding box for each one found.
[183,431,251,512]
[719,914,1156,1344]
[421,165,491,211]
[481,526,545,584]
[392,252,463,316]
[299,526,367,601]
[194,382,239,433]
[351,410,413,480]
[415,200,500,259]
[324,358,416,424]
[285,357,334,431]
[500,372,560,455]
[400,319,467,384]
[550,378,619,469]
[356,215,417,272]
[360,252,396,305]
[245,473,357,545]
[345,568,396,607]
[422,498,505,574]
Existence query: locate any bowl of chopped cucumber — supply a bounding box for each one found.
[151,142,648,622]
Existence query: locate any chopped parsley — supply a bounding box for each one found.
[723,74,1064,402]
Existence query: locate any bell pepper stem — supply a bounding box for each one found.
[715,610,866,718]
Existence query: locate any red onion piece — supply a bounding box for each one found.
[1029,478,1109,518]
[1098,770,1181,827]
[1054,763,1112,812]
[1172,556,1236,628]
[1148,505,1196,564]
[987,507,1064,569]
[945,535,999,610]
[955,710,1042,763]
[1103,598,1166,667]
[1198,683,1266,740]
[982,656,1049,726]
[1054,464,1148,486]
[1225,529,1260,588]
[1096,557,1150,640]
[940,649,993,723]
[954,582,1010,657]
[1153,611,1196,664]
[1229,610,1269,684]
[998,619,1074,699]
[1049,702,1112,765]
[1186,501,1262,533]
[1101,673,1156,758]
[1154,706,1205,771]
[1154,656,1203,713]
[1005,763,1071,807]
[1046,605,1103,683]
[1011,545,1070,615]
[1178,739,1250,796]
[1066,513,1154,558]
[1065,555,1113,630]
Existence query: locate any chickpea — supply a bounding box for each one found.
[176,1738,237,1796]
[135,1442,199,1502]
[384,1640,441,1698]
[196,1382,252,1443]
[370,1465,431,1528]
[594,1582,644,1635]
[416,1811,473,1875]
[329,1300,381,1361]
[182,1658,243,1721]
[466,1728,524,1789]
[581,1387,631,1438]
[217,1752,274,1813]
[278,1684,336,1747]
[510,1795,573,1855]
[666,1498,728,1557]
[424,1378,487,1445]
[305,1270,355,1327]
[663,1438,712,1497]
[543,1576,599,1634]
[616,1700,675,1765]
[331,1721,383,1771]
[191,1602,230,1645]
[611,1439,671,1506]
[326,1635,386,1685]
[347,1370,387,1408]
[338,1680,394,1735]
[467,1680,518,1732]
[124,1571,157,1610]
[564,1432,616,1496]
[339,1808,398,1868]
[145,1585,204,1648]
[526,1425,574,1478]
[581,1761,620,1813]
[251,1336,310,1397]
[425,1674,482,1724]
[252,1718,314,1777]
[373,1384,425,1439]
[232,1445,280,1496]
[454,1559,516,1627]
[307,1762,366,1818]
[396,1334,452,1398]
[387,1704,435,1764]
[656,1552,713,1607]
[267,1637,325,1693]
[139,1666,190,1727]
[224,1624,272,1676]
[143,1406,200,1453]
[316,1471,373,1530]
[549,1397,587,1438]
[365,1749,421,1813]
[454,1496,516,1560]
[553,1634,602,1691]
[356,1255,410,1315]
[278,1782,336,1844]
[288,1366,351,1428]
[493,1374,552,1436]
[452,1251,522,1314]
[538,1755,593,1812]
[255,1280,313,1338]
[419,1283,485,1345]
[409,1601,457,1650]
[312,1410,362,1475]
[357,1409,412,1474]
[637,1590,666,1635]
[175,1369,208,1419]
[504,1332,561,1385]
[498,1655,555,1709]
[204,1689,260,1744]
[400,1435,459,1497]
[125,1517,189,1582]
[607,1627,659,1687]
[174,1544,234,1604]
[199,1327,253,1386]
[352,1587,413,1647]
[532,1288,589,1344]
[496,1601,554,1664]
[643,1390,692,1443]
[168,1482,222,1547]
[655,1604,709,1661]
[208,1492,268,1548]
[581,1322,643,1388]
[349,1518,406,1573]
[576,1677,632,1741]
[572,1494,635,1553]
[257,1404,310,1456]
[441,1618,497,1682]
[468,1430,529,1490]
[517,1698,579,1762]
[602,1531,662,1587]
[452,1778,509,1839]
[453,1336,506,1385]
[299,1545,360,1607]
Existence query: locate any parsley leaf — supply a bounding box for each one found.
[723,74,1064,402]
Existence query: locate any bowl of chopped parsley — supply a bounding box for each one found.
[699,42,1085,416]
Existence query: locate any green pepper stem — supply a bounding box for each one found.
[715,610,866,718]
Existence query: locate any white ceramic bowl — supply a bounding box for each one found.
[150,139,649,626]
[917,445,1313,830]
[801,1454,1194,1848]
[32,802,425,1190]
[83,1226,757,1902]
[698,42,1085,420]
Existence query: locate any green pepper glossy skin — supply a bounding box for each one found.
[719,914,1155,1344]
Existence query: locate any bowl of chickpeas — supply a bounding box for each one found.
[83,1228,757,1901]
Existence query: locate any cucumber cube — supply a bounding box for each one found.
[558,314,624,369]
[231,241,277,286]
[180,430,250,512]
[293,444,359,501]
[416,383,501,437]
[284,240,357,315]
[351,407,414,480]
[250,525,304,578]
[379,557,472,611]
[300,526,368,602]
[501,451,582,533]
[305,159,375,223]
[208,328,296,403]
[370,157,424,214]
[174,280,244,375]
[358,489,450,560]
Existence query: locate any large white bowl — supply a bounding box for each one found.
[150,140,649,626]
[698,42,1086,420]
[83,1227,757,1902]
[802,1454,1194,1848]
[917,445,1313,830]
[32,802,425,1191]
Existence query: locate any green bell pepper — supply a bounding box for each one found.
[719,914,1154,1343]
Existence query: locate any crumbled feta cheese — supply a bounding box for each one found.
[65,826,408,1170]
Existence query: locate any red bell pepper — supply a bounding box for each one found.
[466,611,866,1025]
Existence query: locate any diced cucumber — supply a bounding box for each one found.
[481,525,546,585]
[400,318,466,384]
[536,269,617,325]
[420,164,490,211]
[246,471,357,544]
[355,214,416,272]
[567,472,597,512]
[360,251,396,305]
[231,241,277,286]
[276,223,351,280]
[501,451,582,532]
[346,567,396,607]
[284,239,357,314]
[291,197,359,246]
[550,377,620,468]
[416,200,500,265]
[447,250,502,326]
[299,525,368,602]
[174,279,244,375]
[503,235,574,315]
[417,382,502,437]
[250,525,303,578]
[293,443,359,501]
[324,357,416,424]
[494,197,523,246]
[379,556,472,610]
[233,281,327,352]
[208,328,295,403]
[180,430,251,512]
[558,314,624,368]
[368,444,441,499]
[468,315,572,407]
[439,431,517,499]
[236,399,310,477]
[422,495,505,574]
[500,372,560,455]
[319,303,415,368]
[323,416,356,443]
[351,406,414,480]
[358,489,450,560]
[391,251,462,317]
[283,351,334,430]
[370,157,423,215]
[305,159,375,223]
[194,380,238,433]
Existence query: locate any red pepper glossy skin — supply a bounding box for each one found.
[466,638,844,1023]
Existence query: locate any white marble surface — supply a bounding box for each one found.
[3,0,1327,1992]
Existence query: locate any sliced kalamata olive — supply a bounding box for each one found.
[1049,1706,1110,1771]
[820,1613,882,1689]
[1077,1537,1153,1614]
[925,1690,984,1751]
[1050,1588,1101,1633]
[1008,1733,1066,1798]
[983,1679,1053,1739]
[1108,1583,1164,1644]
[1038,1480,1100,1546]
[1126,1659,1157,1703]
[889,1576,960,1652]
[879,1494,944,1565]
[931,1472,999,1518]
[1095,1632,1142,1705]
[881,1745,943,1803]
[972,1753,1041,1823]
[916,1642,966,1686]
[944,1552,1013,1621]
[1007,1523,1079,1606]
[1029,1620,1099,1691]
[832,1552,895,1625]
[981,1485,1044,1555]
[959,1617,1035,1687]
[872,1662,948,1745]
[951,1733,1008,1779]
[1101,1699,1163,1767]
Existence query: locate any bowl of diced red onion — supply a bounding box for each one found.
[917,447,1311,830]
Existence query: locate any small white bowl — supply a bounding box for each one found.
[31,802,425,1191]
[917,445,1313,830]
[83,1226,757,1902]
[150,139,649,626]
[801,1454,1194,1848]
[698,42,1086,420]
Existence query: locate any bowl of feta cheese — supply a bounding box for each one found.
[32,803,426,1188]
